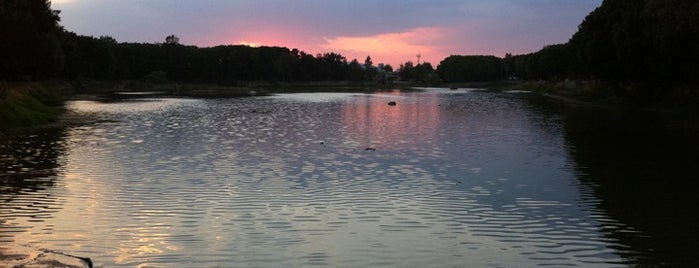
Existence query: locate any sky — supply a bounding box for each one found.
[51,0,603,67]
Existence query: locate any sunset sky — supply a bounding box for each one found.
[51,0,602,67]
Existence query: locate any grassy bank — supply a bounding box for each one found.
[514,80,622,104]
[71,80,387,98]
[514,80,699,111]
[0,82,68,128]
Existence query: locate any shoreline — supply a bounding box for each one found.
[0,81,69,130]
[0,244,92,268]
[3,79,696,130]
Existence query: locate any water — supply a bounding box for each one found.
[1,89,697,267]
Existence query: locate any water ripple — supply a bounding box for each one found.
[0,91,652,267]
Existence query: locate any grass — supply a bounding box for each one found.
[0,82,67,128]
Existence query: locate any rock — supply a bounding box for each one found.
[0,245,92,268]
[365,147,376,151]
[387,101,397,106]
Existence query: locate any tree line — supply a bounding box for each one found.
[2,0,697,100]
[436,0,698,102]
[0,0,389,84]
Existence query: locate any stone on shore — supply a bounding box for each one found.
[0,245,92,268]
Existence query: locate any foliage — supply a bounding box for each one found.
[363,56,378,80]
[397,61,439,84]
[0,0,64,80]
[3,0,696,105]
[437,56,505,82]
[61,33,117,80]
[509,44,573,80]
[497,0,698,103]
[382,64,394,73]
[144,70,168,84]
[348,59,364,81]
[398,61,415,81]
[165,35,180,45]
[569,0,699,85]
[0,0,382,85]
[0,82,64,127]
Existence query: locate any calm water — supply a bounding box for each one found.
[1,89,697,267]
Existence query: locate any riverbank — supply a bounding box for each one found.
[4,79,696,129]
[0,81,70,129]
[526,80,698,107]
[455,79,699,113]
[72,80,387,98]
[444,80,622,103]
[508,80,699,133]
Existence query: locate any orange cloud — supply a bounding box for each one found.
[205,26,476,67]
[320,27,450,66]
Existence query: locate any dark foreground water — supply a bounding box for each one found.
[1,89,697,267]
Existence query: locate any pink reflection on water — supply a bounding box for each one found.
[341,91,442,150]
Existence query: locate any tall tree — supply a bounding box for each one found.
[569,0,699,84]
[364,56,373,69]
[0,0,64,80]
[399,61,415,81]
[165,35,180,45]
[437,56,505,82]
[348,59,364,81]
[363,55,377,80]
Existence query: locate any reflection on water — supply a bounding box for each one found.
[0,129,65,261]
[0,89,696,267]
[526,95,699,267]
[341,91,441,151]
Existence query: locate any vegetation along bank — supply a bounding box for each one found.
[1,0,698,127]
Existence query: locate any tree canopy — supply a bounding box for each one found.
[2,0,697,104]
[0,1,380,83]
[0,0,64,80]
[437,56,504,82]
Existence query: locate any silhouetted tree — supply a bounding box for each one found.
[165,35,180,45]
[382,64,394,73]
[317,52,348,80]
[61,33,117,79]
[398,61,414,81]
[0,0,64,80]
[363,55,378,80]
[348,59,364,81]
[412,62,435,84]
[437,56,505,82]
[568,0,698,84]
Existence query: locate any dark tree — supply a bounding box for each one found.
[0,0,64,80]
[569,0,699,84]
[437,56,505,82]
[398,61,414,81]
[316,52,348,80]
[382,64,394,73]
[412,62,435,84]
[364,56,373,69]
[348,59,364,81]
[61,33,117,79]
[165,35,180,45]
[363,55,378,80]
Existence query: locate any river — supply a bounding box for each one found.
[1,88,697,267]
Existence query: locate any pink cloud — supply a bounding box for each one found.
[318,27,452,67]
